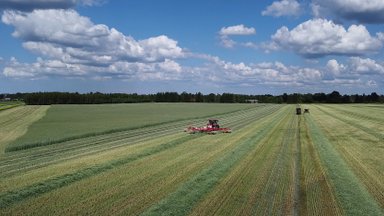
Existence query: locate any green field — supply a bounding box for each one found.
[8,103,254,151]
[0,103,383,215]
[0,101,24,111]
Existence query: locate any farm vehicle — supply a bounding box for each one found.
[185,119,232,134]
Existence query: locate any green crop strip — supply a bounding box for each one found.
[0,135,201,209]
[293,115,301,216]
[141,107,287,216]
[0,102,24,112]
[323,105,384,123]
[6,106,257,152]
[304,115,383,216]
[0,105,283,180]
[315,105,383,140]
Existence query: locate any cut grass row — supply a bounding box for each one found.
[304,113,383,215]
[2,104,382,215]
[188,106,295,216]
[317,105,384,140]
[299,113,341,215]
[0,106,49,155]
[9,103,255,150]
[141,106,290,216]
[6,105,256,151]
[0,105,284,197]
[323,104,384,123]
[0,101,24,112]
[1,105,285,215]
[0,105,283,180]
[310,105,384,209]
[0,135,200,209]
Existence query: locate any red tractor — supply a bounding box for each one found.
[185,119,231,134]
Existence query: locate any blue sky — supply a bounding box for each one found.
[0,0,383,94]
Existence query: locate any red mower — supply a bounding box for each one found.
[185,119,232,134]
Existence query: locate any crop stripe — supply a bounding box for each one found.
[0,135,200,209]
[304,115,383,216]
[141,107,288,216]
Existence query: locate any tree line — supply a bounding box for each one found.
[1,91,383,105]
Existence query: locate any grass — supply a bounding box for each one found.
[189,106,295,216]
[142,106,288,216]
[8,103,254,150]
[0,106,49,155]
[304,113,382,216]
[1,104,383,215]
[1,105,283,215]
[299,113,342,215]
[0,101,24,112]
[0,135,200,209]
[0,105,281,192]
[310,105,384,209]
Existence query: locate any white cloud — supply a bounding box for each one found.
[219,24,256,36]
[312,0,384,23]
[220,37,236,48]
[262,0,300,17]
[349,57,384,74]
[218,24,256,48]
[79,0,105,6]
[322,57,384,84]
[367,80,377,87]
[270,19,382,58]
[326,59,345,76]
[3,57,183,81]
[190,55,324,87]
[323,78,363,86]
[190,55,384,90]
[377,32,384,41]
[158,59,181,73]
[2,9,184,79]
[139,35,183,62]
[242,42,257,49]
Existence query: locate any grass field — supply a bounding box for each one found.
[0,103,383,215]
[8,103,254,151]
[0,101,24,112]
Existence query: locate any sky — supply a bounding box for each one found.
[0,0,384,95]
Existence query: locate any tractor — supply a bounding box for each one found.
[185,119,231,134]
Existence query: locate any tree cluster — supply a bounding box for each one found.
[1,91,383,105]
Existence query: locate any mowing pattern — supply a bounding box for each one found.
[0,101,24,112]
[0,104,383,215]
[0,106,48,155]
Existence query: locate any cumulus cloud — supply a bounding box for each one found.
[262,0,301,17]
[2,9,184,79]
[312,0,384,23]
[377,32,384,41]
[322,57,384,85]
[325,58,384,88]
[3,57,183,81]
[326,59,345,76]
[349,57,384,75]
[218,24,256,48]
[269,19,382,58]
[0,0,104,11]
[219,24,256,36]
[195,55,384,89]
[189,55,324,87]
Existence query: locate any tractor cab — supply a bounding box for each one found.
[207,119,220,129]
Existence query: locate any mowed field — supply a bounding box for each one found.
[0,103,383,215]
